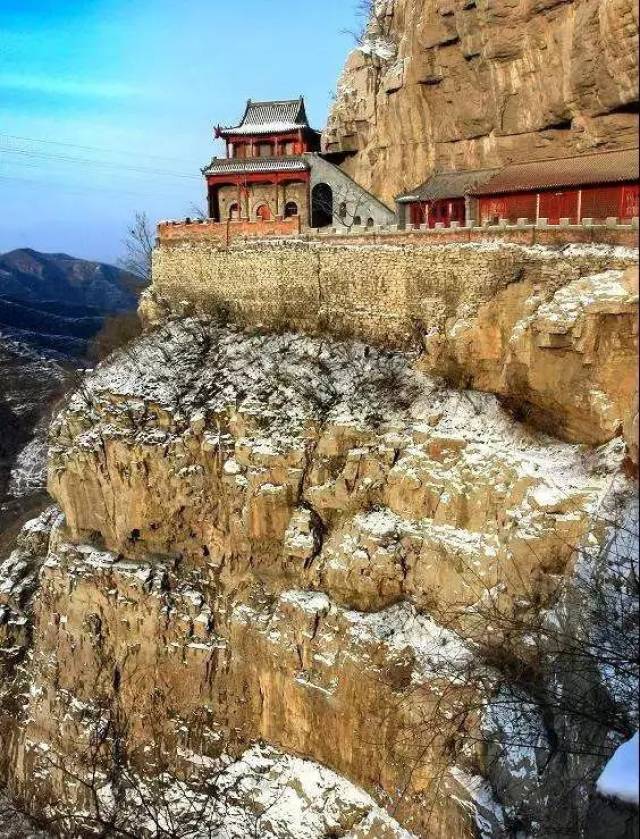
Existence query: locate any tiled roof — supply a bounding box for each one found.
[203,156,310,176]
[397,168,498,202]
[218,98,313,136]
[471,148,639,195]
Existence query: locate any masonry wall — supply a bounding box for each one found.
[308,154,396,229]
[150,237,636,348]
[217,182,309,224]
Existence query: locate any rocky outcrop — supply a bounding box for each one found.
[1,323,636,837]
[149,237,639,455]
[324,0,639,205]
[418,262,640,452]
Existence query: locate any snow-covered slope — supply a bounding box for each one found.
[0,332,70,528]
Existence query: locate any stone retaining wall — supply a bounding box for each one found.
[149,237,637,348]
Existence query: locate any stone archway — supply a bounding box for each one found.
[255,204,272,221]
[311,183,333,228]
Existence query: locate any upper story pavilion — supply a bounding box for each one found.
[204,98,321,223]
[214,97,322,159]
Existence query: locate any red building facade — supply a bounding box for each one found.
[204,98,321,224]
[397,148,639,228]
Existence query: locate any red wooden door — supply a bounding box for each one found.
[621,184,639,221]
[428,201,445,228]
[539,190,579,224]
[428,199,465,228]
[410,202,426,226]
[449,198,465,225]
[256,204,272,221]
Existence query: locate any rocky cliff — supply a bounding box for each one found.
[0,308,637,837]
[324,0,639,205]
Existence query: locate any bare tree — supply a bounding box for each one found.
[341,0,375,45]
[186,203,207,222]
[119,213,154,282]
[369,484,640,838]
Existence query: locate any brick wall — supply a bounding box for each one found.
[320,225,639,248]
[150,237,637,348]
[158,217,301,246]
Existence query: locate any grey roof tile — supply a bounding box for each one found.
[218,98,313,136]
[471,148,639,195]
[203,156,310,176]
[397,168,498,202]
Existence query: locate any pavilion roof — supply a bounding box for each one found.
[396,168,498,203]
[471,147,639,195]
[217,98,316,137]
[203,157,310,176]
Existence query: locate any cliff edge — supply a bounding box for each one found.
[324,0,639,205]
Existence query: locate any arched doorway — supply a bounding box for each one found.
[255,204,272,221]
[228,202,240,220]
[311,183,333,228]
[284,201,299,218]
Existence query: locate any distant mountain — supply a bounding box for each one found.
[0,248,146,532]
[0,249,146,358]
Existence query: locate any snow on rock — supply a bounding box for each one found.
[35,743,417,839]
[449,767,507,839]
[597,733,639,806]
[8,434,48,498]
[345,600,473,680]
[211,743,417,838]
[358,37,397,60]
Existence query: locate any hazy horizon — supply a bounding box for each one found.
[1,1,361,265]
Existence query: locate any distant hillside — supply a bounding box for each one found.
[0,332,70,532]
[0,249,146,358]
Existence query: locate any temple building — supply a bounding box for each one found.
[203,97,395,230]
[396,148,639,228]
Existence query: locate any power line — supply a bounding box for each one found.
[0,146,202,181]
[0,155,203,193]
[0,132,205,167]
[0,172,199,202]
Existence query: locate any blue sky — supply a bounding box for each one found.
[0,1,360,263]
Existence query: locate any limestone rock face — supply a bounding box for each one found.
[1,323,636,837]
[324,0,639,205]
[418,262,640,452]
